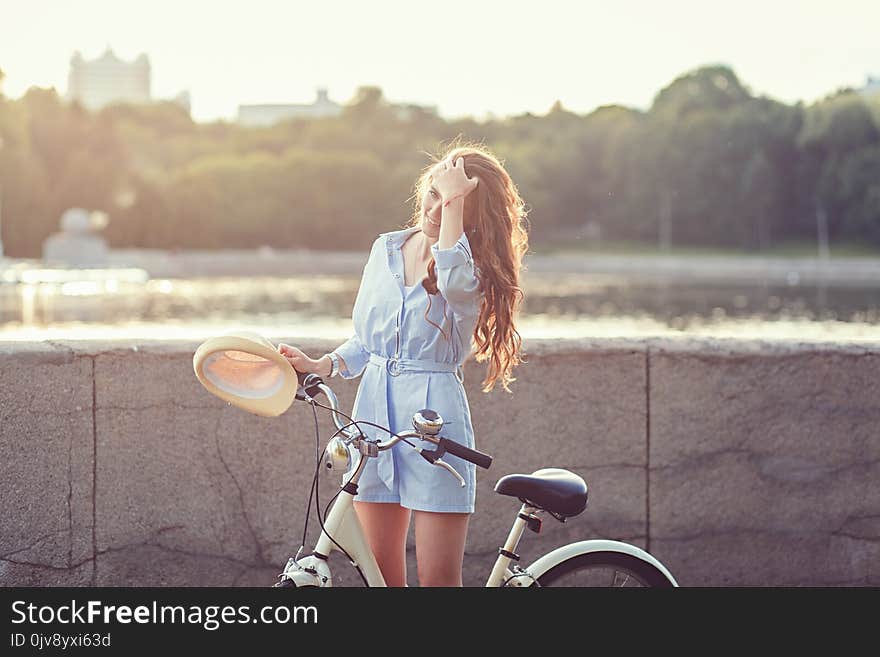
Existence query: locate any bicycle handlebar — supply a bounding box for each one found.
[437,437,493,470]
[293,371,493,470]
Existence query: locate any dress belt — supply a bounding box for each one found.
[368,353,461,377]
[366,353,463,491]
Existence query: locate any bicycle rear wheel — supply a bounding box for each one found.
[535,550,675,587]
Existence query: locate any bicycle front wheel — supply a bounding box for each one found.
[535,550,675,587]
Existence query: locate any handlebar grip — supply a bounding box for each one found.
[295,372,324,400]
[438,438,493,469]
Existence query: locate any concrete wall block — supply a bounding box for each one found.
[652,452,880,534]
[652,526,880,586]
[93,346,361,584]
[650,344,880,586]
[650,348,880,467]
[96,545,262,587]
[0,561,95,587]
[462,345,646,556]
[5,337,878,586]
[93,402,350,584]
[0,347,93,585]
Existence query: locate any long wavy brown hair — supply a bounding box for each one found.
[408,141,530,393]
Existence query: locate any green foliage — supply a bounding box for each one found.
[1,65,879,255]
[651,65,752,118]
[795,91,880,241]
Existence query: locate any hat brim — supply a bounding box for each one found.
[193,331,298,417]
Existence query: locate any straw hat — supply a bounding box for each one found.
[193,331,298,417]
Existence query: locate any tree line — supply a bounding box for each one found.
[1,65,878,257]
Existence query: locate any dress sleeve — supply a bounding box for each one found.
[333,333,370,379]
[332,236,381,379]
[430,231,481,320]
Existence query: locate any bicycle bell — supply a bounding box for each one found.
[323,436,352,473]
[413,409,444,435]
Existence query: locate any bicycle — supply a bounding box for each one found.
[193,333,678,587]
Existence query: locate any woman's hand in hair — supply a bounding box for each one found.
[432,156,478,205]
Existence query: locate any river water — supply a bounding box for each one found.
[1,272,878,343]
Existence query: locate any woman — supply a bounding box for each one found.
[279,143,528,586]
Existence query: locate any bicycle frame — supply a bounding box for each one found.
[281,429,509,587]
[280,445,388,587]
[278,380,678,588]
[280,441,678,588]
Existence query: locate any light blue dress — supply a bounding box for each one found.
[335,225,481,513]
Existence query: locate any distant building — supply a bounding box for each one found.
[43,208,109,267]
[237,88,342,126]
[390,103,439,121]
[858,75,880,98]
[238,88,438,126]
[67,47,151,110]
[171,90,192,115]
[67,48,190,114]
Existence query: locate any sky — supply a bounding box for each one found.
[1,0,878,123]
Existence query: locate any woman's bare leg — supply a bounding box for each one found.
[413,510,470,587]
[352,501,412,587]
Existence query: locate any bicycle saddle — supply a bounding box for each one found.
[494,468,588,519]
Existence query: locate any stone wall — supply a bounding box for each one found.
[1,337,878,587]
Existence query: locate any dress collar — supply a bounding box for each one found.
[380,225,421,250]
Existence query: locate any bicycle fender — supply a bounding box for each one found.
[523,539,679,586]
